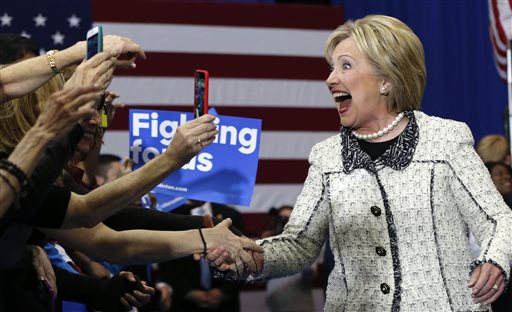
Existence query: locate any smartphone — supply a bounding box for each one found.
[194,70,209,118]
[86,26,108,127]
[86,25,103,59]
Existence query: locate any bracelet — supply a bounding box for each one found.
[0,171,18,197]
[46,50,59,74]
[198,228,207,257]
[0,159,29,197]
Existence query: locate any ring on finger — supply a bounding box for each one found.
[492,284,499,291]
[197,136,203,147]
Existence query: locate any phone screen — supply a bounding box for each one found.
[194,70,208,118]
[86,26,103,60]
[86,33,99,59]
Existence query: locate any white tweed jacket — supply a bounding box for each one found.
[255,111,512,312]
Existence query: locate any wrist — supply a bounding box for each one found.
[162,150,183,170]
[30,122,57,145]
[59,41,86,67]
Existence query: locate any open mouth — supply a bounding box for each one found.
[333,92,352,102]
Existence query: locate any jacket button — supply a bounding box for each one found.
[370,206,381,216]
[380,283,390,294]
[376,246,387,256]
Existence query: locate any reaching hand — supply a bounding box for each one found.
[103,91,122,126]
[34,85,102,141]
[119,157,134,178]
[164,114,218,167]
[468,262,505,305]
[118,271,155,311]
[201,219,264,277]
[103,35,147,69]
[24,245,57,300]
[65,51,116,91]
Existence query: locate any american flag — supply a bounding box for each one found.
[1,0,92,54]
[488,0,511,80]
[97,1,344,217]
[1,0,344,221]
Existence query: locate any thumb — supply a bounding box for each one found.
[218,218,232,229]
[241,237,264,253]
[468,265,481,287]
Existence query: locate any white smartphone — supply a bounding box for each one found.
[86,25,103,59]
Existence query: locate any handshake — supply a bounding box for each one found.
[192,217,264,281]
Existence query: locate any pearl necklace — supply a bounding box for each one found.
[352,112,405,140]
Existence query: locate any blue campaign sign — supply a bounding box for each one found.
[129,109,261,207]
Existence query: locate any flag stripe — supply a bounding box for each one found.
[115,52,329,80]
[491,0,509,49]
[489,0,512,79]
[93,0,343,30]
[99,22,332,57]
[103,130,334,160]
[109,105,339,131]
[243,184,303,213]
[256,159,309,183]
[109,77,333,107]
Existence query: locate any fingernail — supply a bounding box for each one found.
[131,63,136,69]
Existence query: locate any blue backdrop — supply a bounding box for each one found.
[333,0,508,143]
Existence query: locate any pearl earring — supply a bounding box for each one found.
[380,86,388,95]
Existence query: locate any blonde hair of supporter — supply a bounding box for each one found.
[0,64,64,153]
[324,14,426,112]
[476,134,510,163]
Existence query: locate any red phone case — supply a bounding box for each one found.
[194,69,209,118]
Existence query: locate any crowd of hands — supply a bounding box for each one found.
[2,34,267,310]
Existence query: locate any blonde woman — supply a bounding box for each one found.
[236,15,512,312]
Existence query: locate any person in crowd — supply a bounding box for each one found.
[95,154,132,186]
[476,134,511,166]
[0,33,39,63]
[230,15,512,311]
[263,205,317,312]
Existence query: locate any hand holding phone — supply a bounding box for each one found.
[86,26,109,127]
[194,70,209,118]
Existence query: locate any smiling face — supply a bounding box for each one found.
[73,110,101,162]
[325,37,392,133]
[490,163,512,195]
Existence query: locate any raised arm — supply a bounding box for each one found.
[60,114,218,228]
[0,35,145,103]
[39,219,263,265]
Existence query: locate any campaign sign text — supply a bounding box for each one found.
[129,109,261,206]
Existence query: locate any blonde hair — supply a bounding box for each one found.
[0,65,64,153]
[476,135,509,163]
[324,15,426,112]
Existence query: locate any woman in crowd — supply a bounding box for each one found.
[238,15,512,312]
